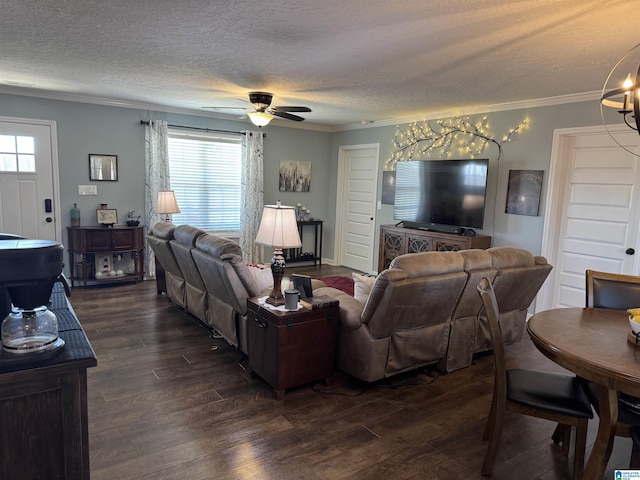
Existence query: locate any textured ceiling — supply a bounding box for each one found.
[1,0,639,128]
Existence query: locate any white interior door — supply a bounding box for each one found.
[539,125,640,310]
[336,144,379,273]
[0,118,60,241]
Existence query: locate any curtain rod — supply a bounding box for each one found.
[139,120,266,137]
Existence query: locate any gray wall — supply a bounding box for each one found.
[0,93,331,263]
[1,92,612,272]
[328,100,606,267]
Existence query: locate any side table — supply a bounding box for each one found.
[247,297,339,399]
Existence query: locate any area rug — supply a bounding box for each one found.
[318,276,354,296]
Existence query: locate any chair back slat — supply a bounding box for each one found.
[477,277,507,400]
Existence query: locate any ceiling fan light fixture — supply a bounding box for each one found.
[247,111,273,127]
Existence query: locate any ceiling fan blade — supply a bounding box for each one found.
[271,106,311,113]
[271,111,305,122]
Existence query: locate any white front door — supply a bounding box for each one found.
[0,117,60,241]
[335,144,379,273]
[538,125,640,310]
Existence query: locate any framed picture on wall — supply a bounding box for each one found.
[381,171,396,205]
[505,170,544,216]
[279,160,311,192]
[89,154,118,181]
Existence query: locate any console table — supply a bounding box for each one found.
[379,224,492,272]
[286,220,323,266]
[0,284,97,479]
[67,226,144,287]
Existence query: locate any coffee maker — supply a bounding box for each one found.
[0,236,68,356]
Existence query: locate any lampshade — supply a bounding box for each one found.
[255,202,301,306]
[247,111,273,127]
[255,203,301,248]
[156,190,180,221]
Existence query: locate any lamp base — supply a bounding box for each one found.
[266,251,285,306]
[266,294,285,307]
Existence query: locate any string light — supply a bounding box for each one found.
[386,115,529,170]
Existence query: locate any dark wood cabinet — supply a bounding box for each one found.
[67,226,144,287]
[247,298,339,399]
[0,292,97,479]
[378,224,492,272]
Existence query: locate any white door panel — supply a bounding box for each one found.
[336,144,379,273]
[0,119,59,241]
[539,126,640,310]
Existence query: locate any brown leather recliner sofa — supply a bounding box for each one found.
[313,246,552,383]
[145,222,186,307]
[146,223,273,355]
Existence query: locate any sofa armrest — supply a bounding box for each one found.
[312,286,364,330]
[310,279,326,289]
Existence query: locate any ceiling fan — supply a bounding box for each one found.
[203,91,311,127]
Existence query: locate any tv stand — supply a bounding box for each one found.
[379,224,492,272]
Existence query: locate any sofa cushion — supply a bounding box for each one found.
[174,224,207,247]
[151,221,176,240]
[247,264,273,294]
[195,233,242,257]
[352,272,376,304]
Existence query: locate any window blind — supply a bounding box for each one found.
[168,132,241,232]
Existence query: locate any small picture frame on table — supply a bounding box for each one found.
[97,209,117,226]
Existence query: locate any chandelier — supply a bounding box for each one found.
[600,43,640,156]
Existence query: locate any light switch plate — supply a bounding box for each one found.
[78,185,97,195]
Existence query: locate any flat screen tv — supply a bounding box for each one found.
[393,159,489,232]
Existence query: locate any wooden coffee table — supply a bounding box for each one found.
[246,297,339,399]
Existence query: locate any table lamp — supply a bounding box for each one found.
[156,190,180,222]
[255,201,302,306]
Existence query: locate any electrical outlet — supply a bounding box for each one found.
[78,185,97,195]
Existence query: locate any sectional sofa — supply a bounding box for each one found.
[314,247,552,382]
[147,222,552,383]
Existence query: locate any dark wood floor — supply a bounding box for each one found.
[70,265,633,480]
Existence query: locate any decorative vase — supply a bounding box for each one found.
[70,203,81,227]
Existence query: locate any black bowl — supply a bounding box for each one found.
[126,220,140,227]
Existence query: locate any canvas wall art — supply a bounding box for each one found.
[279,160,311,192]
[505,169,544,216]
[381,171,396,205]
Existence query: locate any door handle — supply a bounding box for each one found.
[626,248,635,255]
[44,199,52,213]
[45,217,53,223]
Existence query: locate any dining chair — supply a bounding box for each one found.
[477,277,593,480]
[583,269,640,464]
[586,269,640,310]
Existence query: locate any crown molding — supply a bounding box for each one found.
[333,91,601,131]
[0,85,334,132]
[0,84,599,134]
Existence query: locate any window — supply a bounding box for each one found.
[0,135,36,172]
[168,131,242,233]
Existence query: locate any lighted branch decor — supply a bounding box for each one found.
[386,115,528,169]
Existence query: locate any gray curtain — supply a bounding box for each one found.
[240,131,264,264]
[144,120,169,277]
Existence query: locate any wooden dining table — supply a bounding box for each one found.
[527,307,640,480]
